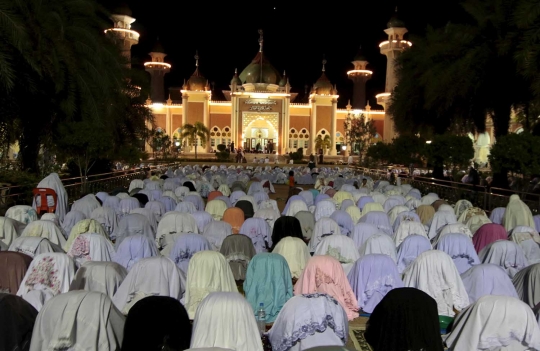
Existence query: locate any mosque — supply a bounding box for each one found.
[107,4,522,164]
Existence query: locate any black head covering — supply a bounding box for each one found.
[160,175,168,180]
[109,187,128,196]
[121,296,191,351]
[0,293,38,351]
[364,287,444,351]
[132,193,149,206]
[183,181,196,192]
[271,216,303,250]
[235,200,254,219]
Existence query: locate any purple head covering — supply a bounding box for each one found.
[489,207,506,225]
[534,215,540,232]
[435,233,480,274]
[393,211,421,233]
[383,198,402,213]
[114,234,159,271]
[103,196,121,211]
[299,191,314,207]
[150,189,163,201]
[358,211,392,236]
[95,192,109,203]
[215,196,232,208]
[253,191,269,205]
[169,233,211,273]
[461,264,519,304]
[314,194,331,205]
[239,218,272,253]
[357,196,374,211]
[144,201,166,221]
[396,234,432,273]
[330,210,354,237]
[340,199,355,211]
[184,195,205,211]
[282,195,307,216]
[351,223,381,250]
[347,254,403,313]
[407,189,422,200]
[230,190,246,206]
[191,211,214,233]
[158,196,177,212]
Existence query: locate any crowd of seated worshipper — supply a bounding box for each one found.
[2,166,540,351]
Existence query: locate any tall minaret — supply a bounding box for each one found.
[378,7,411,141]
[105,3,139,67]
[347,46,372,109]
[144,40,171,102]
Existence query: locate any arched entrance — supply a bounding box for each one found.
[241,113,279,152]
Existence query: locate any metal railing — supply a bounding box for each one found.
[0,162,181,210]
[354,166,540,214]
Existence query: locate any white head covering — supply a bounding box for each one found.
[403,250,469,317]
[393,221,428,246]
[8,237,64,258]
[190,292,263,351]
[272,237,311,279]
[0,216,26,247]
[504,194,535,232]
[112,256,186,314]
[445,295,540,351]
[67,233,116,267]
[29,291,125,351]
[71,194,101,218]
[314,235,360,274]
[69,261,127,298]
[359,233,397,263]
[21,220,66,247]
[33,173,68,222]
[185,251,238,319]
[309,217,341,253]
[479,240,529,278]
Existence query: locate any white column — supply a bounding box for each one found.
[310,98,317,155]
[203,94,210,152]
[330,98,337,156]
[284,97,290,153]
[181,93,189,152]
[231,95,236,148]
[166,107,172,137]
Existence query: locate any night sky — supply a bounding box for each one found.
[107,0,467,108]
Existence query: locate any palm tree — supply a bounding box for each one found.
[315,135,331,155]
[181,122,210,160]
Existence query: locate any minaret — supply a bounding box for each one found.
[144,40,171,102]
[104,3,139,67]
[347,46,372,109]
[377,7,411,141]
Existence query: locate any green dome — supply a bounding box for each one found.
[313,73,333,95]
[354,46,367,61]
[239,52,282,85]
[387,12,405,28]
[278,71,287,87]
[151,41,165,53]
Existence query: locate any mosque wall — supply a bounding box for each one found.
[187,102,203,125]
[316,106,332,133]
[373,119,384,139]
[154,114,166,130]
[290,115,310,132]
[210,114,231,130]
[172,114,182,133]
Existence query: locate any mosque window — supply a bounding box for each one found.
[289,128,309,150]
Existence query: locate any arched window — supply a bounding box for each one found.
[210,126,232,147]
[289,128,309,150]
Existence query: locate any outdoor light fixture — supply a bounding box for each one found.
[341,145,347,151]
[426,140,432,144]
[152,103,164,108]
[175,141,180,147]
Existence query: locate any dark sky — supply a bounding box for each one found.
[111,0,466,108]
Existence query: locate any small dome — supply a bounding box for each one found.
[113,2,132,16]
[230,69,242,85]
[387,11,405,28]
[313,73,333,95]
[188,68,207,91]
[150,41,165,53]
[278,71,287,87]
[239,52,281,85]
[353,46,367,61]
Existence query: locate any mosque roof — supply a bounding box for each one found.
[278,71,287,87]
[313,59,333,95]
[113,2,132,16]
[387,8,405,28]
[353,46,367,61]
[150,40,165,54]
[230,69,242,85]
[239,52,282,85]
[187,51,207,91]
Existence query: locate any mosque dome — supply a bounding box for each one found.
[313,73,333,95]
[239,52,282,85]
[230,69,242,85]
[353,46,367,61]
[150,41,165,53]
[387,10,405,28]
[113,2,132,16]
[188,68,207,91]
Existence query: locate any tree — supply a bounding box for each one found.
[344,114,377,161]
[0,0,136,173]
[389,0,534,139]
[315,135,332,155]
[150,130,171,158]
[181,122,210,160]
[389,135,427,166]
[427,135,474,179]
[366,142,392,166]
[489,133,540,181]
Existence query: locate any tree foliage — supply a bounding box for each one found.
[0,0,152,173]
[366,142,392,165]
[344,114,377,157]
[489,133,540,178]
[181,122,210,160]
[389,0,537,139]
[315,135,332,153]
[427,135,474,177]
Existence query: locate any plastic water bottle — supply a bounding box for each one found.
[257,302,266,335]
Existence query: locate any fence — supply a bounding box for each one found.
[354,167,540,215]
[0,162,181,212]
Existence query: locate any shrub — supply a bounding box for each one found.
[217,144,227,152]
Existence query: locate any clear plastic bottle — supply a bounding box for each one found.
[257,302,266,335]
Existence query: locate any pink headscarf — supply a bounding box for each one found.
[472,223,508,253]
[294,255,359,320]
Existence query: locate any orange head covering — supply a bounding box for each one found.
[222,207,245,234]
[207,191,223,202]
